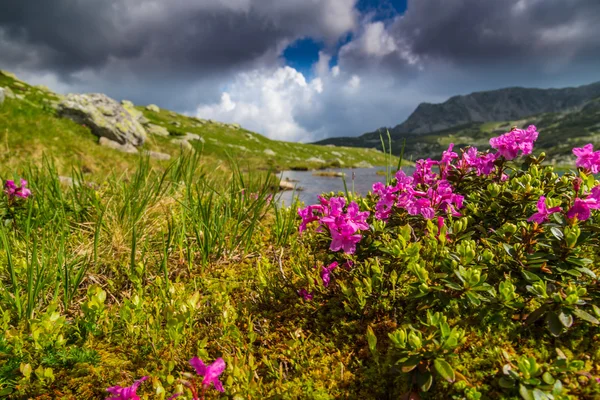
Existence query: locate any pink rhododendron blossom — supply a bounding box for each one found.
[298,288,313,301]
[567,198,593,221]
[298,205,323,233]
[572,144,600,173]
[320,261,338,287]
[413,158,438,185]
[189,357,226,393]
[528,196,561,224]
[489,125,539,160]
[106,376,148,400]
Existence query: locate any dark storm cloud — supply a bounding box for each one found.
[0,0,357,77]
[397,0,600,65]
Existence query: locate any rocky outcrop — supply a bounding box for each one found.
[146,124,170,137]
[98,137,138,154]
[58,93,147,146]
[146,104,160,112]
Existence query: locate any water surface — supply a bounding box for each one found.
[276,167,415,206]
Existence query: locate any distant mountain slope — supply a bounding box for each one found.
[315,81,600,164]
[391,81,600,135]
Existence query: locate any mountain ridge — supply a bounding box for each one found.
[317,80,600,146]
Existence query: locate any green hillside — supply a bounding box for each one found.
[0,70,400,178]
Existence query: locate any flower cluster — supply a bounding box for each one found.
[489,125,539,160]
[4,178,32,200]
[572,144,600,173]
[372,158,464,223]
[298,196,370,254]
[106,376,148,400]
[105,357,225,400]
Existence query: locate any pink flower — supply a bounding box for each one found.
[490,126,539,160]
[4,179,31,200]
[298,205,323,233]
[528,196,561,224]
[567,198,593,221]
[330,225,363,254]
[320,262,338,287]
[189,357,226,393]
[572,144,600,173]
[298,288,313,301]
[106,376,148,400]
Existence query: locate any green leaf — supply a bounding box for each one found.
[400,356,421,373]
[542,371,555,385]
[575,267,597,279]
[522,270,541,282]
[573,308,600,324]
[558,310,573,328]
[546,312,564,337]
[532,388,550,400]
[566,257,593,267]
[417,371,433,392]
[550,227,564,240]
[503,243,516,257]
[499,376,516,389]
[552,379,564,395]
[465,291,482,306]
[433,358,455,383]
[519,384,533,400]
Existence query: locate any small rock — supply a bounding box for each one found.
[279,180,295,191]
[325,144,336,147]
[355,161,374,168]
[264,149,276,156]
[143,150,171,160]
[306,157,326,163]
[98,137,138,154]
[138,116,150,125]
[169,111,177,117]
[245,133,259,142]
[173,139,193,151]
[170,121,181,127]
[146,124,170,137]
[227,144,248,151]
[121,100,135,108]
[35,85,51,92]
[0,88,4,105]
[2,87,15,99]
[331,151,342,157]
[183,133,201,141]
[146,104,160,112]
[15,94,24,100]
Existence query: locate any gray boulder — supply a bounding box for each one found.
[182,133,201,141]
[143,150,171,161]
[147,124,170,137]
[0,88,4,105]
[58,93,147,146]
[98,137,138,154]
[263,149,276,156]
[173,139,193,151]
[146,104,160,112]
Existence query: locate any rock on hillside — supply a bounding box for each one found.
[58,93,147,146]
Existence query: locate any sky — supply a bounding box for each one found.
[1,0,599,142]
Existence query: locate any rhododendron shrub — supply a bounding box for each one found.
[292,127,600,399]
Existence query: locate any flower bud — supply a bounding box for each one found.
[408,331,422,350]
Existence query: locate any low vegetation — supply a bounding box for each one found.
[0,121,599,399]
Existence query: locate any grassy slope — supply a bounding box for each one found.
[0,71,402,179]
